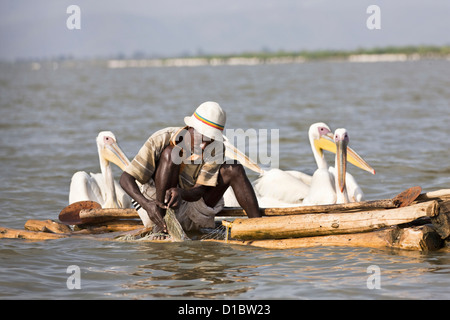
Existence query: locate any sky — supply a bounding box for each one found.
[1,0,449,61]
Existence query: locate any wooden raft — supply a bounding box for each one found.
[0,189,449,252]
[207,225,444,251]
[228,201,439,240]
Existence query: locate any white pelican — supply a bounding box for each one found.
[329,128,375,203]
[252,122,339,206]
[251,168,311,205]
[332,128,351,204]
[250,123,375,207]
[69,131,132,209]
[303,124,375,205]
[301,123,336,205]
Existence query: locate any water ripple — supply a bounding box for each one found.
[1,60,449,299]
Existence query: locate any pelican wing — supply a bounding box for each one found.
[253,168,310,204]
[69,171,103,205]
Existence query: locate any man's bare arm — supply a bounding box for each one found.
[119,172,168,232]
[164,184,209,208]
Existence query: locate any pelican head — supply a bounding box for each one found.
[96,131,130,171]
[334,128,349,193]
[309,122,334,160]
[309,122,375,175]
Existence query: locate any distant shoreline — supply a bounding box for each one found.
[108,46,450,68]
[7,45,450,69]
[173,45,450,61]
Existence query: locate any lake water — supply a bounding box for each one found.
[0,58,449,300]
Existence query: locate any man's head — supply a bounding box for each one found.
[180,102,226,163]
[184,101,226,141]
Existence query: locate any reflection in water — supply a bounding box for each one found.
[120,242,260,298]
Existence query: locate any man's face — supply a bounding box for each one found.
[191,128,214,156]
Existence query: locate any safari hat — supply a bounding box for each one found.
[184,101,226,140]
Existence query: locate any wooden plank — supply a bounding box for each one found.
[24,219,72,234]
[218,199,398,217]
[75,219,143,233]
[430,200,450,239]
[79,208,138,220]
[208,224,443,251]
[394,225,443,251]
[229,200,439,240]
[208,229,396,249]
[0,226,68,240]
[219,188,449,217]
[416,189,450,202]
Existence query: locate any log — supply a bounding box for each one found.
[429,200,450,239]
[394,224,443,251]
[79,208,138,221]
[210,224,443,251]
[229,200,439,240]
[416,189,450,202]
[219,198,399,217]
[210,229,396,249]
[24,219,72,234]
[0,226,68,240]
[75,219,143,232]
[219,188,450,217]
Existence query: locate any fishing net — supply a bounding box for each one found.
[114,208,234,242]
[164,208,190,241]
[200,220,232,241]
[115,208,190,242]
[199,225,226,240]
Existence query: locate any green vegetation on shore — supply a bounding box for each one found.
[12,45,449,65]
[102,45,450,68]
[176,45,450,61]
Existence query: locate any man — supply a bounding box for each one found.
[120,101,261,238]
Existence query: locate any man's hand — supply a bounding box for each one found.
[165,187,182,209]
[120,172,170,233]
[141,199,168,233]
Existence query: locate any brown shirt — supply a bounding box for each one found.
[125,127,223,189]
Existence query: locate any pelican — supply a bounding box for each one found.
[69,131,132,209]
[332,128,351,204]
[301,123,337,205]
[250,123,375,206]
[303,124,375,205]
[251,123,338,205]
[251,168,311,205]
[329,128,375,203]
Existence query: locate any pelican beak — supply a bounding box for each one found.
[101,141,131,171]
[223,136,264,175]
[336,137,348,193]
[315,133,375,175]
[346,145,376,175]
[314,133,336,159]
